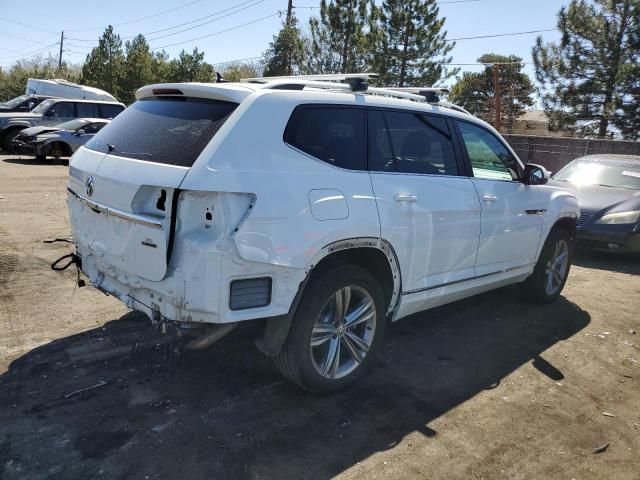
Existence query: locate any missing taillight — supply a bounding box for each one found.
[156,189,167,211]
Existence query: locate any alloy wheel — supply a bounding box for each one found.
[545,239,569,295]
[310,285,377,380]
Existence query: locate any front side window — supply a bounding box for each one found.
[85,96,237,167]
[32,99,55,114]
[368,110,458,175]
[456,121,519,180]
[83,122,107,134]
[49,102,74,118]
[284,106,365,170]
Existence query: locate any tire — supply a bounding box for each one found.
[274,265,386,393]
[2,128,23,153]
[35,154,46,161]
[48,143,66,160]
[520,228,573,304]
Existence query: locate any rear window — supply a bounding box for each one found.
[85,97,237,167]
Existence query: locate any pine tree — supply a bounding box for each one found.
[449,54,534,132]
[263,15,305,76]
[307,0,374,74]
[82,26,125,100]
[532,0,640,139]
[122,35,154,104]
[372,0,457,87]
[168,48,215,83]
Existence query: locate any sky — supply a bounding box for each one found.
[0,0,570,87]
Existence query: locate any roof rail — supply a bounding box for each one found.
[238,74,469,113]
[386,87,450,103]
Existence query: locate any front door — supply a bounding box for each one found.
[368,109,481,295]
[454,120,545,276]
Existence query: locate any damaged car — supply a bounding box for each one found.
[63,75,579,392]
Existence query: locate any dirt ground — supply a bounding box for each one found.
[0,153,638,480]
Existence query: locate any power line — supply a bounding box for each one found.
[66,0,267,45]
[446,28,557,42]
[0,16,57,35]
[151,12,282,50]
[64,0,205,32]
[0,42,60,60]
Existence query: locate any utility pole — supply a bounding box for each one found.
[493,63,501,132]
[286,0,293,24]
[58,31,64,69]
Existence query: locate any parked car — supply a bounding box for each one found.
[12,118,110,159]
[0,98,124,152]
[551,154,640,253]
[26,78,117,102]
[0,94,53,113]
[64,75,579,392]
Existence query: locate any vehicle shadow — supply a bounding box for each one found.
[1,157,68,166]
[573,248,640,275]
[0,290,590,480]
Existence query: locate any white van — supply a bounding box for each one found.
[26,78,117,102]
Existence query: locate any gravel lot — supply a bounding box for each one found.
[0,153,639,480]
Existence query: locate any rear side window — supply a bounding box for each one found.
[284,106,365,170]
[99,103,124,119]
[85,97,238,167]
[368,109,458,175]
[76,102,100,118]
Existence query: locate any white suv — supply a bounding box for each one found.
[66,75,579,392]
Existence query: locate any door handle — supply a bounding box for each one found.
[481,194,498,202]
[393,194,418,203]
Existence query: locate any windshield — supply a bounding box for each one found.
[56,119,89,131]
[1,95,29,108]
[554,160,640,190]
[32,99,56,114]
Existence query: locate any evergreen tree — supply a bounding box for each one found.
[307,0,374,74]
[532,0,640,139]
[82,26,125,100]
[263,15,305,76]
[122,35,154,104]
[151,51,172,84]
[449,54,534,132]
[168,48,215,83]
[219,62,262,82]
[372,0,456,87]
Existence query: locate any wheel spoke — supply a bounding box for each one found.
[344,297,374,327]
[552,268,563,286]
[553,249,568,268]
[345,331,370,357]
[320,337,341,378]
[340,335,363,364]
[545,269,554,293]
[311,323,336,346]
[333,286,351,324]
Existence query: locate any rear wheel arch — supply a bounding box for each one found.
[257,238,401,357]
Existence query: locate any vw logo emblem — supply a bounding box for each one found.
[85,176,94,197]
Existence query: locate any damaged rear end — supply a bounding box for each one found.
[67,84,258,326]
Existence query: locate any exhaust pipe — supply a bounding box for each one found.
[184,322,238,350]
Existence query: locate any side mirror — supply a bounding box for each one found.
[523,163,549,185]
[75,129,86,136]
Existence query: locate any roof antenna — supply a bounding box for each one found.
[216,72,227,83]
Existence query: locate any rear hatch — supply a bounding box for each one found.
[68,90,242,281]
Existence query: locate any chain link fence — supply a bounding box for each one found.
[503,134,640,173]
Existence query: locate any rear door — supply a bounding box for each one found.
[368,109,481,294]
[68,96,238,281]
[454,120,545,276]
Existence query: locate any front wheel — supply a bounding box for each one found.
[520,228,573,303]
[274,265,386,393]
